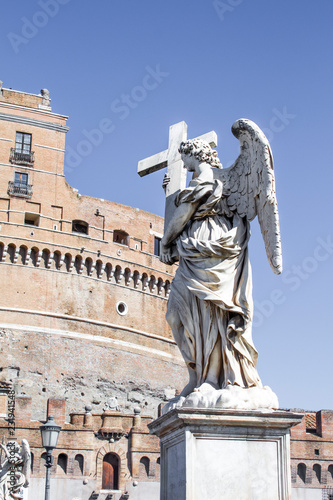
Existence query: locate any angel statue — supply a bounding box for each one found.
[160,119,282,412]
[0,439,31,500]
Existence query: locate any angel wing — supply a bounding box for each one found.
[21,439,31,488]
[215,118,282,274]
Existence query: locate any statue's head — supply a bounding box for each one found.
[179,139,222,169]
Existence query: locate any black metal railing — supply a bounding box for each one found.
[9,148,35,165]
[8,181,33,197]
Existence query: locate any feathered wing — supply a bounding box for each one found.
[21,439,31,487]
[216,119,282,274]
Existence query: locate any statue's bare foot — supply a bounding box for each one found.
[194,381,219,393]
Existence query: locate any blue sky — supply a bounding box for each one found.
[1,0,333,411]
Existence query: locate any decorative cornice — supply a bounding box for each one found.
[0,112,69,133]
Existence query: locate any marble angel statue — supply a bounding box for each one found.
[160,119,282,411]
[0,439,31,500]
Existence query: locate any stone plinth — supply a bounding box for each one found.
[149,408,303,500]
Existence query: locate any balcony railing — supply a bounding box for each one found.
[8,181,33,198]
[9,148,35,166]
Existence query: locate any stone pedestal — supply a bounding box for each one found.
[149,408,303,500]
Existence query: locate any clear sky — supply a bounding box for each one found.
[1,0,333,411]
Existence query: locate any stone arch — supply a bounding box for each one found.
[133,270,141,288]
[6,243,16,263]
[156,456,160,479]
[0,242,4,261]
[64,253,73,272]
[57,452,68,474]
[114,265,123,284]
[96,442,128,492]
[124,267,132,286]
[328,464,333,481]
[105,262,113,281]
[139,456,150,478]
[313,463,321,483]
[53,250,61,270]
[297,463,306,483]
[74,254,83,274]
[95,259,103,279]
[30,246,39,266]
[165,279,171,297]
[18,245,28,265]
[41,248,50,268]
[74,453,84,475]
[149,275,156,293]
[84,257,93,276]
[142,272,149,290]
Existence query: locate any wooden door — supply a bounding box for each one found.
[102,453,119,490]
[102,460,114,489]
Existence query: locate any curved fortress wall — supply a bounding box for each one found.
[0,85,186,420]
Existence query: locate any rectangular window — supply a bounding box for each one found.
[15,132,31,154]
[14,172,28,186]
[24,212,39,226]
[154,236,161,256]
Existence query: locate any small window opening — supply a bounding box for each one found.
[113,230,129,246]
[154,236,161,257]
[57,453,68,474]
[24,212,39,226]
[72,220,89,235]
[116,301,128,316]
[314,449,319,456]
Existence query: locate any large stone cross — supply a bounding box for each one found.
[137,121,217,231]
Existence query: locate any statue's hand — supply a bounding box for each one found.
[160,240,173,265]
[162,173,170,192]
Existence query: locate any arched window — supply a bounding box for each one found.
[72,220,89,235]
[105,263,113,281]
[155,457,160,479]
[42,249,50,268]
[7,244,16,263]
[84,257,93,276]
[18,245,27,264]
[74,454,84,475]
[102,453,119,490]
[30,247,38,266]
[313,464,321,483]
[74,255,82,273]
[57,453,68,474]
[41,452,47,472]
[328,464,333,481]
[139,456,150,478]
[53,251,61,269]
[113,230,129,246]
[64,253,72,272]
[297,463,306,483]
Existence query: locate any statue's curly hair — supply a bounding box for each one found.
[179,139,222,169]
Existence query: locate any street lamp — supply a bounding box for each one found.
[40,415,61,500]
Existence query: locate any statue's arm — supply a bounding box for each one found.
[160,200,199,264]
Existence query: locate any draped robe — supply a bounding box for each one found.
[166,176,262,389]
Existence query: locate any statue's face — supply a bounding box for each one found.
[181,153,197,172]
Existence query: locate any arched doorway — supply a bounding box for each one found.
[102,453,119,490]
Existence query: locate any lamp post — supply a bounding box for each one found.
[40,415,61,500]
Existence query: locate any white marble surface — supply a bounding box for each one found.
[149,408,303,500]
